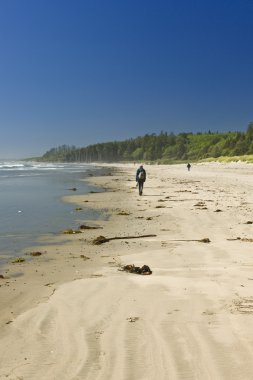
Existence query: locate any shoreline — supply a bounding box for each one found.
[1,162,253,379]
[0,165,118,325]
[0,162,108,267]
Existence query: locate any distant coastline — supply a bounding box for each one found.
[30,126,253,165]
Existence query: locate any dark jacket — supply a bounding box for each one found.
[136,167,146,182]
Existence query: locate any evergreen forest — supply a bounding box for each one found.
[39,123,253,163]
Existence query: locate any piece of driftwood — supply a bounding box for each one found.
[29,251,42,256]
[167,238,211,243]
[79,224,101,230]
[227,237,253,242]
[93,234,157,245]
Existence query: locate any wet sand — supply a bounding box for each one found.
[1,162,253,379]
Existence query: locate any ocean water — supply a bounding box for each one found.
[0,161,102,264]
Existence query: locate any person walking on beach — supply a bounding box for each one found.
[136,164,146,195]
[187,163,191,171]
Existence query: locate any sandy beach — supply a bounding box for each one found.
[1,162,253,379]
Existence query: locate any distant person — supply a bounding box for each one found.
[187,163,191,171]
[136,164,146,195]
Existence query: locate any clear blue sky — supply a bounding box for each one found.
[0,0,253,158]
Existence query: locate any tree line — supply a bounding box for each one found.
[40,123,253,163]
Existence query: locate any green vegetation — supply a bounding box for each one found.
[38,123,253,163]
[11,257,25,263]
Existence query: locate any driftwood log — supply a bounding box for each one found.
[167,238,211,243]
[79,225,101,230]
[93,234,157,245]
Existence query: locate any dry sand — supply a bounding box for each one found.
[1,162,253,379]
